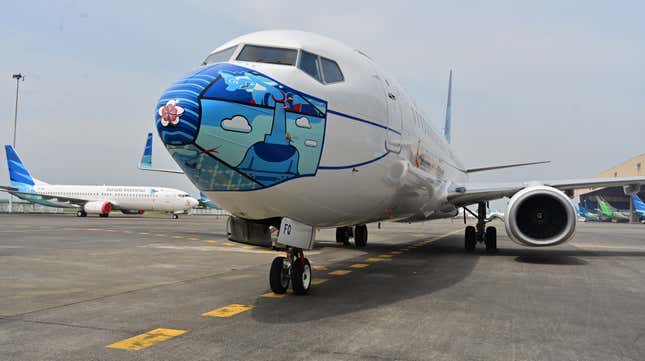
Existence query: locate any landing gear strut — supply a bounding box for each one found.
[270,247,312,295]
[463,202,497,253]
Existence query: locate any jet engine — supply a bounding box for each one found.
[84,201,112,215]
[504,186,576,247]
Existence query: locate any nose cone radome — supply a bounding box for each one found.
[156,63,328,192]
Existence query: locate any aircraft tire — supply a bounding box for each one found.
[99,213,109,218]
[485,227,497,253]
[336,227,350,244]
[269,256,289,294]
[76,211,87,217]
[465,226,476,251]
[354,225,368,248]
[172,214,179,219]
[291,258,311,295]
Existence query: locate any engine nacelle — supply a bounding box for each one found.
[504,186,576,247]
[84,201,112,215]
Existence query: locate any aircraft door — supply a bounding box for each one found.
[383,79,402,153]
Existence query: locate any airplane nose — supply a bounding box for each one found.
[190,198,199,208]
[155,63,328,192]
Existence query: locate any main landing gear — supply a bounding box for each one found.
[270,247,312,295]
[172,214,179,219]
[76,210,87,217]
[335,224,368,248]
[463,202,497,253]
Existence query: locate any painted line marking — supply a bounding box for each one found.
[366,258,384,262]
[189,237,200,241]
[350,263,370,269]
[155,234,167,237]
[123,230,132,234]
[203,304,253,318]
[390,251,403,255]
[329,270,352,276]
[378,254,393,258]
[311,278,328,285]
[313,265,328,271]
[261,292,288,299]
[222,242,235,247]
[139,232,150,235]
[206,240,218,243]
[106,328,187,351]
[172,235,183,239]
[241,245,257,250]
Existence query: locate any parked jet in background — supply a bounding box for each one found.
[631,194,645,221]
[597,196,630,222]
[577,203,601,222]
[198,192,221,209]
[150,30,645,294]
[1,146,198,218]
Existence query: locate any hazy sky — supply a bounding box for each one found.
[2,1,644,201]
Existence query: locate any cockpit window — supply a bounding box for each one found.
[321,57,344,83]
[236,45,298,65]
[202,46,237,65]
[298,50,322,82]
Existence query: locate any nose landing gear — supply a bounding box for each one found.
[269,247,312,295]
[463,202,497,253]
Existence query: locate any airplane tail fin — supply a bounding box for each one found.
[443,70,452,144]
[4,145,47,190]
[631,194,645,213]
[140,133,153,169]
[199,192,208,202]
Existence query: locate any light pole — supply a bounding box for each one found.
[9,73,25,213]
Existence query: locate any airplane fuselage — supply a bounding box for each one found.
[156,31,466,227]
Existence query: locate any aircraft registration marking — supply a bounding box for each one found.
[106,328,187,351]
[203,304,253,317]
[329,270,352,276]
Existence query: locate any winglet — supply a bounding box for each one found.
[140,133,153,169]
[443,70,452,144]
[137,133,185,174]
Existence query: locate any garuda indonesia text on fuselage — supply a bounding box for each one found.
[148,30,645,295]
[1,146,198,217]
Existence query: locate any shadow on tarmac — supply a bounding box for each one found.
[250,235,479,324]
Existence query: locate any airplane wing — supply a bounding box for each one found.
[448,177,645,207]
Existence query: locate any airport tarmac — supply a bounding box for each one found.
[0,214,644,361]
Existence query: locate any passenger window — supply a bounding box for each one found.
[202,46,237,65]
[298,50,322,82]
[236,45,298,65]
[321,57,344,83]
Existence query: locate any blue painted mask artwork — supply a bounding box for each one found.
[155,63,327,191]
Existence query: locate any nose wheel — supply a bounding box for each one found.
[269,248,311,295]
[463,202,497,253]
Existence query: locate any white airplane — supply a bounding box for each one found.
[1,145,198,218]
[145,30,645,295]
